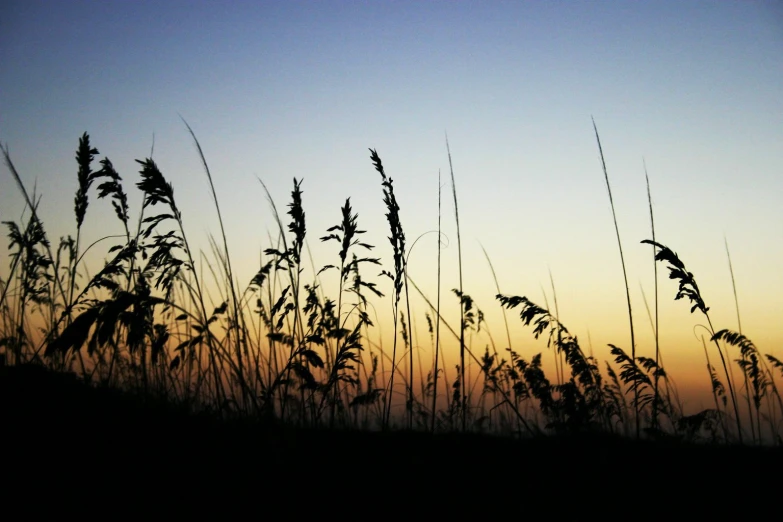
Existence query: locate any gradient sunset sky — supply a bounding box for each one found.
[2,1,781,409]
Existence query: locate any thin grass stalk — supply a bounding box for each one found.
[69,135,96,307]
[724,238,742,336]
[708,321,744,442]
[479,243,519,427]
[257,179,305,421]
[397,310,411,428]
[68,134,100,380]
[397,272,414,428]
[548,270,566,387]
[334,241,348,427]
[399,235,415,428]
[203,237,244,406]
[404,288,414,429]
[370,149,406,430]
[445,135,467,431]
[263,234,285,413]
[182,119,255,412]
[724,237,756,443]
[592,118,639,438]
[539,287,563,387]
[644,166,660,431]
[412,312,426,414]
[479,242,519,429]
[479,244,513,355]
[701,335,729,438]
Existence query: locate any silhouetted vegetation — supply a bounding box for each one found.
[2,128,782,454]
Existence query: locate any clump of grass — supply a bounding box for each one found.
[370,148,409,430]
[497,294,606,433]
[641,239,743,442]
[713,329,783,444]
[319,197,382,424]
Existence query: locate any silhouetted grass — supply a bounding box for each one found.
[1,128,781,456]
[593,118,639,438]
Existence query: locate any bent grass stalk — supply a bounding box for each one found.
[182,119,255,413]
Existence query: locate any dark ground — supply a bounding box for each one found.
[1,363,779,516]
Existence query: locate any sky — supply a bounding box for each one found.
[2,1,782,410]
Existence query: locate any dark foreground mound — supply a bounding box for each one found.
[1,363,780,515]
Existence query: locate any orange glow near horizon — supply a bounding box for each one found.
[4,231,778,424]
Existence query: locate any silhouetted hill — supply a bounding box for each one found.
[1,363,779,516]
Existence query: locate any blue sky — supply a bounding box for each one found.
[2,1,782,404]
